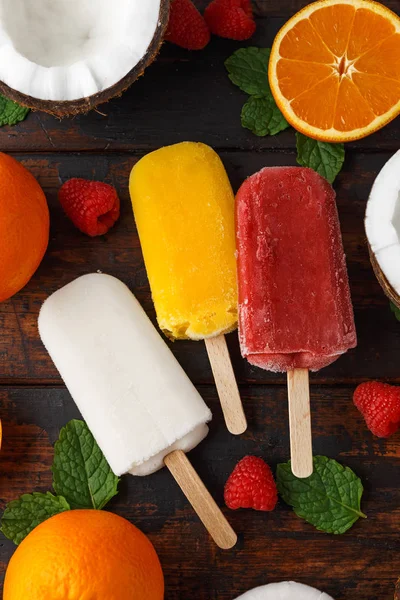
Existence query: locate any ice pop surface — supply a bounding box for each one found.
[236,167,356,373]
[129,142,238,340]
[38,273,211,477]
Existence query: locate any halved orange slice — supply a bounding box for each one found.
[269,0,400,142]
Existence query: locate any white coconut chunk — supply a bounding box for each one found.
[374,244,400,293]
[365,150,400,294]
[234,581,334,600]
[0,0,162,101]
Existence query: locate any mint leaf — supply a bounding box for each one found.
[390,301,400,322]
[1,492,70,545]
[277,456,366,534]
[296,133,345,183]
[0,95,29,127]
[52,420,119,510]
[225,47,271,97]
[242,95,289,137]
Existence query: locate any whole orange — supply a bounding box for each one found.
[0,153,49,302]
[4,510,164,600]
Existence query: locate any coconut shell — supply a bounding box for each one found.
[395,578,400,600]
[368,241,400,309]
[0,0,170,118]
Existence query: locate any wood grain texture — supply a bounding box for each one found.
[0,12,398,153]
[0,2,399,598]
[0,386,398,599]
[165,450,238,549]
[287,370,313,478]
[196,0,400,15]
[0,151,399,385]
[205,336,247,435]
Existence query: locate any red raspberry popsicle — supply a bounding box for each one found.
[236,167,357,476]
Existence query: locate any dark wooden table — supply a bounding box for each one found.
[0,1,399,598]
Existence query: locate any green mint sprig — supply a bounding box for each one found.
[0,95,29,127]
[277,456,366,534]
[1,493,70,545]
[225,48,289,137]
[225,47,345,182]
[53,420,119,510]
[296,133,345,184]
[1,420,119,545]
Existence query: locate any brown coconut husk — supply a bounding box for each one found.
[0,0,170,118]
[395,578,400,600]
[368,241,400,310]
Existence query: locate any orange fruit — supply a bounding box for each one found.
[4,510,164,600]
[0,153,49,302]
[269,0,400,142]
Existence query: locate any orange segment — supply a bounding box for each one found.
[291,75,339,129]
[352,72,400,116]
[276,59,335,101]
[355,34,400,78]
[269,0,400,142]
[334,76,376,131]
[309,4,355,56]
[279,18,335,63]
[347,8,396,60]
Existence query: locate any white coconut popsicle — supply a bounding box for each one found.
[38,273,236,549]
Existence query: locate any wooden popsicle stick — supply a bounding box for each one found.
[287,368,313,479]
[205,335,247,435]
[164,449,237,550]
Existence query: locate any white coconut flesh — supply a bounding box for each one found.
[234,581,334,600]
[365,150,400,295]
[0,0,162,101]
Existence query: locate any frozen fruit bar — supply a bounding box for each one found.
[236,166,357,372]
[129,141,237,340]
[38,273,211,476]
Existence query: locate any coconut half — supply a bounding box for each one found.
[0,0,169,116]
[234,581,334,600]
[365,150,400,308]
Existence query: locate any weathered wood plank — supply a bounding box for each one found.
[0,151,399,385]
[0,13,398,153]
[0,386,398,599]
[196,0,400,16]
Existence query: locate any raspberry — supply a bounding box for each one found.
[204,0,256,41]
[165,0,210,50]
[224,456,278,511]
[59,178,120,237]
[353,381,400,438]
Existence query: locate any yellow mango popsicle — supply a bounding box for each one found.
[130,142,246,435]
[130,142,237,340]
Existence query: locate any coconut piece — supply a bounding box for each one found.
[365,150,400,308]
[0,0,169,116]
[235,582,334,600]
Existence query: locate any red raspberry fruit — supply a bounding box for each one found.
[353,381,400,438]
[204,0,256,41]
[224,456,278,511]
[59,178,120,237]
[165,0,210,50]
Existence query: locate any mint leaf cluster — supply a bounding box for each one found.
[296,133,345,184]
[1,420,119,545]
[225,48,289,137]
[53,420,119,510]
[0,95,29,127]
[277,456,366,534]
[225,47,345,183]
[1,493,70,545]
